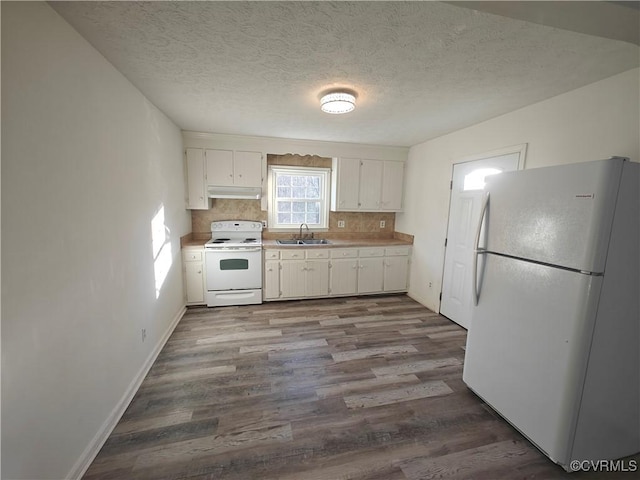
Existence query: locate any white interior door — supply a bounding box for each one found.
[440,147,525,328]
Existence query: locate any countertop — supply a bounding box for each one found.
[181,234,413,249]
[262,238,412,249]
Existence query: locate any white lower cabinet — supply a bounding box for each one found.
[305,260,330,297]
[357,248,385,294]
[329,249,359,296]
[264,260,281,299]
[383,247,411,292]
[264,245,410,301]
[280,260,307,298]
[182,247,205,305]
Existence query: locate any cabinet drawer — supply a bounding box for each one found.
[385,246,411,256]
[359,247,385,258]
[183,250,202,262]
[306,249,329,259]
[264,250,280,260]
[331,248,358,259]
[281,250,305,260]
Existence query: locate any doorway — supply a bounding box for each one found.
[440,145,526,328]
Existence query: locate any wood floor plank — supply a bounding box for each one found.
[239,338,328,354]
[399,439,543,480]
[372,357,463,377]
[316,374,420,398]
[133,422,293,470]
[343,381,454,409]
[332,345,419,363]
[196,329,282,344]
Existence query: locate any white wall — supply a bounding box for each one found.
[1,3,191,479]
[396,68,640,312]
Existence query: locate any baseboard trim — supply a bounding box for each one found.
[67,305,187,480]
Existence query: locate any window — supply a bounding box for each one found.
[463,168,503,191]
[268,166,330,230]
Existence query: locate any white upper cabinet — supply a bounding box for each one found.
[331,157,404,212]
[185,148,211,210]
[331,157,360,210]
[205,149,262,188]
[381,160,404,210]
[358,159,383,210]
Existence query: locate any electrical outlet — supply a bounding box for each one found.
[141,328,147,342]
[261,220,267,228]
[380,220,386,228]
[338,220,345,228]
[429,282,433,288]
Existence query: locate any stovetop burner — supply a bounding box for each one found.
[206,220,263,249]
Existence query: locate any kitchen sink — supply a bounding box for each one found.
[275,239,331,245]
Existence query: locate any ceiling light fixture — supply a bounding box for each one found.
[320,91,356,114]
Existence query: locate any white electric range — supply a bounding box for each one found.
[204,221,263,307]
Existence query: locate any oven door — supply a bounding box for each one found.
[205,247,262,291]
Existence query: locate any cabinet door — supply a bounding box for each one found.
[205,149,234,186]
[358,257,384,293]
[305,260,329,297]
[383,256,409,291]
[359,160,383,210]
[280,261,306,298]
[185,262,205,304]
[332,157,360,211]
[381,161,404,211]
[186,148,208,210]
[264,260,280,300]
[330,259,358,296]
[234,151,263,187]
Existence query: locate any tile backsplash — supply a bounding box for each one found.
[191,154,397,239]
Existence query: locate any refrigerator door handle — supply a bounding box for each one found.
[473,192,490,306]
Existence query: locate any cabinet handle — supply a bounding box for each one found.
[197,270,201,274]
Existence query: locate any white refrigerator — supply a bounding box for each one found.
[463,157,639,470]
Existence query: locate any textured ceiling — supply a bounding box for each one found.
[51,1,639,147]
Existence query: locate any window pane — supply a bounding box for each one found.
[292,176,305,186]
[307,212,319,223]
[292,202,305,213]
[277,201,291,213]
[277,186,291,198]
[307,202,319,213]
[292,186,306,198]
[292,212,306,223]
[307,185,320,198]
[277,175,291,186]
[278,213,291,224]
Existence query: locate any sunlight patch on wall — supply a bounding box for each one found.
[151,205,172,299]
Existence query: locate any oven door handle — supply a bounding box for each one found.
[214,247,262,252]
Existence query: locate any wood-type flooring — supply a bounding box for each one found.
[84,295,638,479]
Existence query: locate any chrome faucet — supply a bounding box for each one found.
[299,223,309,239]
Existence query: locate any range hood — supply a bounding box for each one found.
[207,185,262,199]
